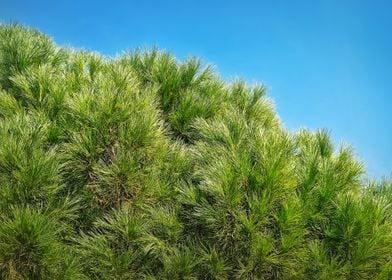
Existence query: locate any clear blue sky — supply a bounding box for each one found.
[1,0,391,178]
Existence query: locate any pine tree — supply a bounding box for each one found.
[0,23,391,279]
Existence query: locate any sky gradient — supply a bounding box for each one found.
[1,0,391,178]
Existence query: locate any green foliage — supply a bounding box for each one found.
[0,206,84,280]
[0,24,391,279]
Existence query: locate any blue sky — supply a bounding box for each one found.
[1,0,391,178]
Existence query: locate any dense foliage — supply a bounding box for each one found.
[0,24,391,279]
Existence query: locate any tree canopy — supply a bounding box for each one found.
[0,24,391,279]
